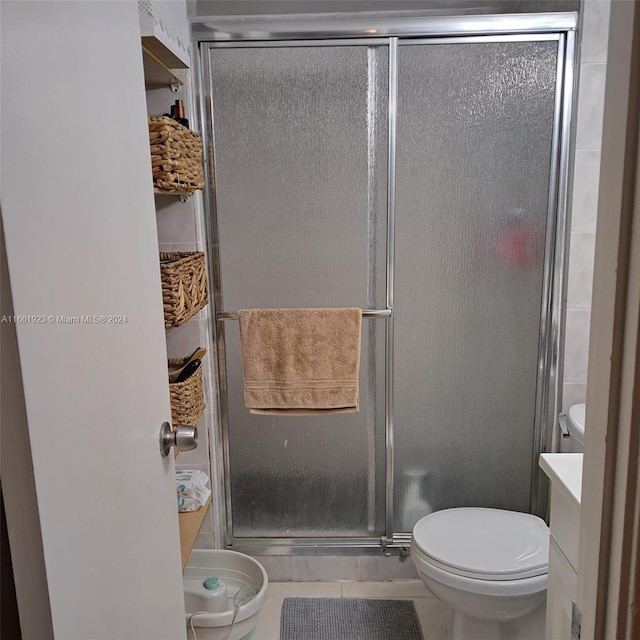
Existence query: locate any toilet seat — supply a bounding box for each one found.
[411,544,548,597]
[412,508,549,581]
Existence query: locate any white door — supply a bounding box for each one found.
[1,2,186,638]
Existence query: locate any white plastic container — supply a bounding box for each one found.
[559,403,586,453]
[184,576,229,614]
[184,550,268,640]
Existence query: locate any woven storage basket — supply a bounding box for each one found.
[149,116,204,193]
[160,252,209,328]
[168,356,205,426]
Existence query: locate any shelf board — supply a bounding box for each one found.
[178,495,212,569]
[154,188,195,197]
[141,34,189,70]
[142,43,184,88]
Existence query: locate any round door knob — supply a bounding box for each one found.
[159,422,198,457]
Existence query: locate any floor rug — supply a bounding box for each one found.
[280,597,424,640]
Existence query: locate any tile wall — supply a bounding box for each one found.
[562,0,610,411]
[252,554,420,583]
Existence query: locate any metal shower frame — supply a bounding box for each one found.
[193,11,578,554]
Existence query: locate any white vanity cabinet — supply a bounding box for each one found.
[539,453,583,640]
[546,536,578,640]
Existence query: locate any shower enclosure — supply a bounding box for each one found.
[196,12,576,552]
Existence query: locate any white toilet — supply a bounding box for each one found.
[411,507,549,640]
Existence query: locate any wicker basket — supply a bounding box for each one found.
[149,116,204,193]
[168,356,205,426]
[160,252,209,328]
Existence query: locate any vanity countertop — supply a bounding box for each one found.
[539,453,583,505]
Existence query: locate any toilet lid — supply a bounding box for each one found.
[412,508,549,580]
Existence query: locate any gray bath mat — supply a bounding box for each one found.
[280,597,424,640]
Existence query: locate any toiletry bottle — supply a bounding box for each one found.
[173,99,189,128]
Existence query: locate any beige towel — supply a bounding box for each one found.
[238,308,362,415]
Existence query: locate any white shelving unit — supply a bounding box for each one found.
[140,2,212,564]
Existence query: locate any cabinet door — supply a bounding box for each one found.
[1,2,186,638]
[546,537,578,640]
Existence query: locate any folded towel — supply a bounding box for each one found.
[238,308,362,415]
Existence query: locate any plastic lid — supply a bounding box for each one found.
[412,508,549,580]
[567,403,586,445]
[203,577,219,590]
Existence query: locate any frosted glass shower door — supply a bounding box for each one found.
[393,39,559,532]
[207,45,388,538]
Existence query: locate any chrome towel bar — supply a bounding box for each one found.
[216,308,392,320]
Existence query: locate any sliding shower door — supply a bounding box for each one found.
[393,38,559,532]
[202,27,568,546]
[207,45,389,538]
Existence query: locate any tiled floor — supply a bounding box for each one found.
[251,580,448,640]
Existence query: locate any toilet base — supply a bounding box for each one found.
[447,598,546,640]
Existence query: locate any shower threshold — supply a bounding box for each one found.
[228,534,413,556]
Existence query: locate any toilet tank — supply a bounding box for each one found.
[559,403,585,453]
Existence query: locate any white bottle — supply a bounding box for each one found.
[196,576,229,613]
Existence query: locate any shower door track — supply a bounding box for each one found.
[195,11,578,554]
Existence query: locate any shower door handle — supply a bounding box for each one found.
[159,421,198,457]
